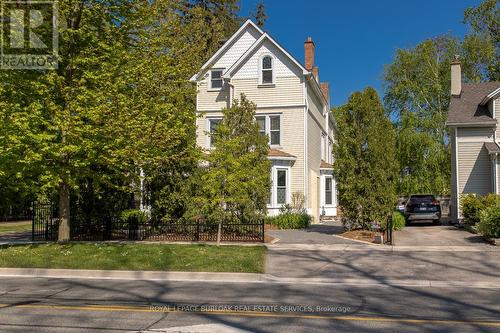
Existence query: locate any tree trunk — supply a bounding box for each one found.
[58,182,70,242]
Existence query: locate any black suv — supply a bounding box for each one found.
[404,194,441,224]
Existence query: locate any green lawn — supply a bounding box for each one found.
[0,223,31,234]
[0,243,266,273]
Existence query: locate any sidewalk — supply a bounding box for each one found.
[0,267,498,289]
[265,242,500,284]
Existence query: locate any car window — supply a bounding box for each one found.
[409,195,435,204]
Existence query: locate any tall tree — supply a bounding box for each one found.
[253,1,267,28]
[0,1,134,240]
[463,0,499,81]
[191,95,271,223]
[333,88,398,230]
[384,37,460,195]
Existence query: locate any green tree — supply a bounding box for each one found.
[191,94,271,223]
[463,0,499,81]
[0,1,135,240]
[384,37,460,195]
[333,88,398,230]
[253,1,268,28]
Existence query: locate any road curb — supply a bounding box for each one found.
[0,268,498,289]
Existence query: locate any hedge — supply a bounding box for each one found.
[477,204,500,238]
[266,212,311,230]
[461,194,500,226]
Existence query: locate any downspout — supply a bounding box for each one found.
[227,79,234,108]
[494,153,498,194]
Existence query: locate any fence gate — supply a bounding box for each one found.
[32,202,59,241]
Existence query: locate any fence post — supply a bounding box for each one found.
[261,219,265,243]
[196,219,200,241]
[44,203,50,241]
[31,201,35,241]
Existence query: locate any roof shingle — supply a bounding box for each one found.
[320,160,333,169]
[484,142,500,154]
[446,82,499,125]
[268,149,296,159]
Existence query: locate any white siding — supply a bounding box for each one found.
[263,107,305,198]
[232,39,303,80]
[457,127,495,196]
[197,81,230,111]
[196,111,224,148]
[494,97,500,140]
[196,107,305,197]
[307,112,322,223]
[497,157,500,194]
[232,77,304,107]
[212,27,261,70]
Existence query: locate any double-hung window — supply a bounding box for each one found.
[325,177,333,205]
[210,69,223,90]
[261,55,273,85]
[276,168,288,205]
[208,118,221,147]
[255,115,280,146]
[269,116,280,145]
[256,116,266,137]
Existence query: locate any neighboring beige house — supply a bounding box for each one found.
[446,58,500,221]
[190,20,337,223]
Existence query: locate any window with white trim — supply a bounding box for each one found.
[210,69,223,89]
[270,116,280,145]
[256,116,266,137]
[208,118,221,147]
[325,176,333,205]
[261,55,273,84]
[276,168,288,205]
[255,115,280,146]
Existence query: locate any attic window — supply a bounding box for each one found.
[210,69,223,89]
[261,55,274,84]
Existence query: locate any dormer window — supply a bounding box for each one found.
[210,69,223,90]
[260,55,274,85]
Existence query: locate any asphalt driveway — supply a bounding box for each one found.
[394,221,489,246]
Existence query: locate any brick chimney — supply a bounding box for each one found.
[320,82,330,104]
[304,37,315,71]
[451,55,462,97]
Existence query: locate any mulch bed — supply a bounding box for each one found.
[340,229,382,243]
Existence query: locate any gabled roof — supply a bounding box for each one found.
[189,20,264,82]
[480,87,500,106]
[446,82,500,126]
[223,33,309,78]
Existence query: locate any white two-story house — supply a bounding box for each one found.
[190,20,337,223]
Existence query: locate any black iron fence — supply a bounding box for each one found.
[32,202,265,242]
[32,202,59,241]
[70,217,264,242]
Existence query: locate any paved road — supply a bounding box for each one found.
[0,277,499,332]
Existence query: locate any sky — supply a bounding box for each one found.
[239,0,483,106]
